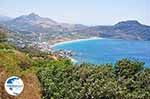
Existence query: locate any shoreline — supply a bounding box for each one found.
[50,37,104,63]
[51,37,104,47]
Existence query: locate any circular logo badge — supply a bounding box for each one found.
[4,76,24,96]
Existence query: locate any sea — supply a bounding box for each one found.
[52,38,150,67]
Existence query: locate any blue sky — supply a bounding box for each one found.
[0,0,149,25]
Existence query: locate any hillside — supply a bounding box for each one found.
[0,15,12,22]
[76,20,150,40]
[3,13,87,32]
[0,14,150,48]
[0,43,41,99]
[0,13,89,45]
[0,33,149,98]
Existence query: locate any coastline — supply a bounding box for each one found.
[50,37,104,63]
[51,37,104,47]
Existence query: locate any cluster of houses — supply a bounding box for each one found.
[35,42,52,52]
[8,31,74,60]
[52,49,73,58]
[32,41,74,59]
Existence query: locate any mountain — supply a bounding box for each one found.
[12,13,58,27]
[0,13,89,45]
[76,20,150,40]
[3,13,58,32]
[0,13,150,46]
[3,13,87,33]
[0,15,12,22]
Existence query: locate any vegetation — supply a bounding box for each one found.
[0,32,149,99]
[0,28,8,43]
[37,59,150,99]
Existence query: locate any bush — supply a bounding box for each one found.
[115,59,144,78]
[37,59,150,99]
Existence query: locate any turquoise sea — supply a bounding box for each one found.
[52,38,150,67]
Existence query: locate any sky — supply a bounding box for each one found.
[0,0,149,25]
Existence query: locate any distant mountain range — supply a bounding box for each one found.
[0,15,12,22]
[77,20,150,40]
[0,13,150,46]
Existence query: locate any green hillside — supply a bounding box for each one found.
[0,31,149,99]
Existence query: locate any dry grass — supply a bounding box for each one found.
[0,44,42,99]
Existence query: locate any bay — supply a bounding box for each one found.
[52,38,150,67]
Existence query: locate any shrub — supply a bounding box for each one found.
[37,59,150,99]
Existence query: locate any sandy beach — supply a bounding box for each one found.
[51,37,104,47]
[51,37,104,63]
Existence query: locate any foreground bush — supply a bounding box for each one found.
[37,59,150,99]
